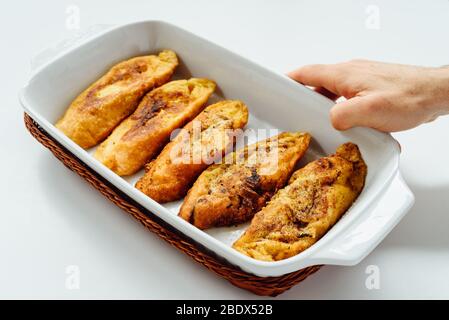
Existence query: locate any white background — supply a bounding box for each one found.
[1,0,449,299]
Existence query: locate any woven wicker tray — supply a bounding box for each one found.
[24,112,322,296]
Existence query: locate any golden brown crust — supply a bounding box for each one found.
[135,100,249,203]
[233,142,367,261]
[55,50,178,148]
[94,78,216,176]
[178,132,311,229]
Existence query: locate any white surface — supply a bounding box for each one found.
[21,20,405,277]
[1,0,448,298]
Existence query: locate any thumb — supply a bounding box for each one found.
[330,96,380,130]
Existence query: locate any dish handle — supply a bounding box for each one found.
[30,24,114,71]
[307,172,414,266]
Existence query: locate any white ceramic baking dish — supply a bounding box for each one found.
[19,20,414,277]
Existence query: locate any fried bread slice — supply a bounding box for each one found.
[179,132,311,229]
[55,50,178,148]
[135,100,248,202]
[233,143,367,261]
[94,78,216,175]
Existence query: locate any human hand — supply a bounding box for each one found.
[288,60,449,132]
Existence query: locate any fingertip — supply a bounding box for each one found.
[330,104,353,131]
[287,67,305,82]
[287,64,323,82]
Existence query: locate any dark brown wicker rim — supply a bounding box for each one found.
[24,112,322,297]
